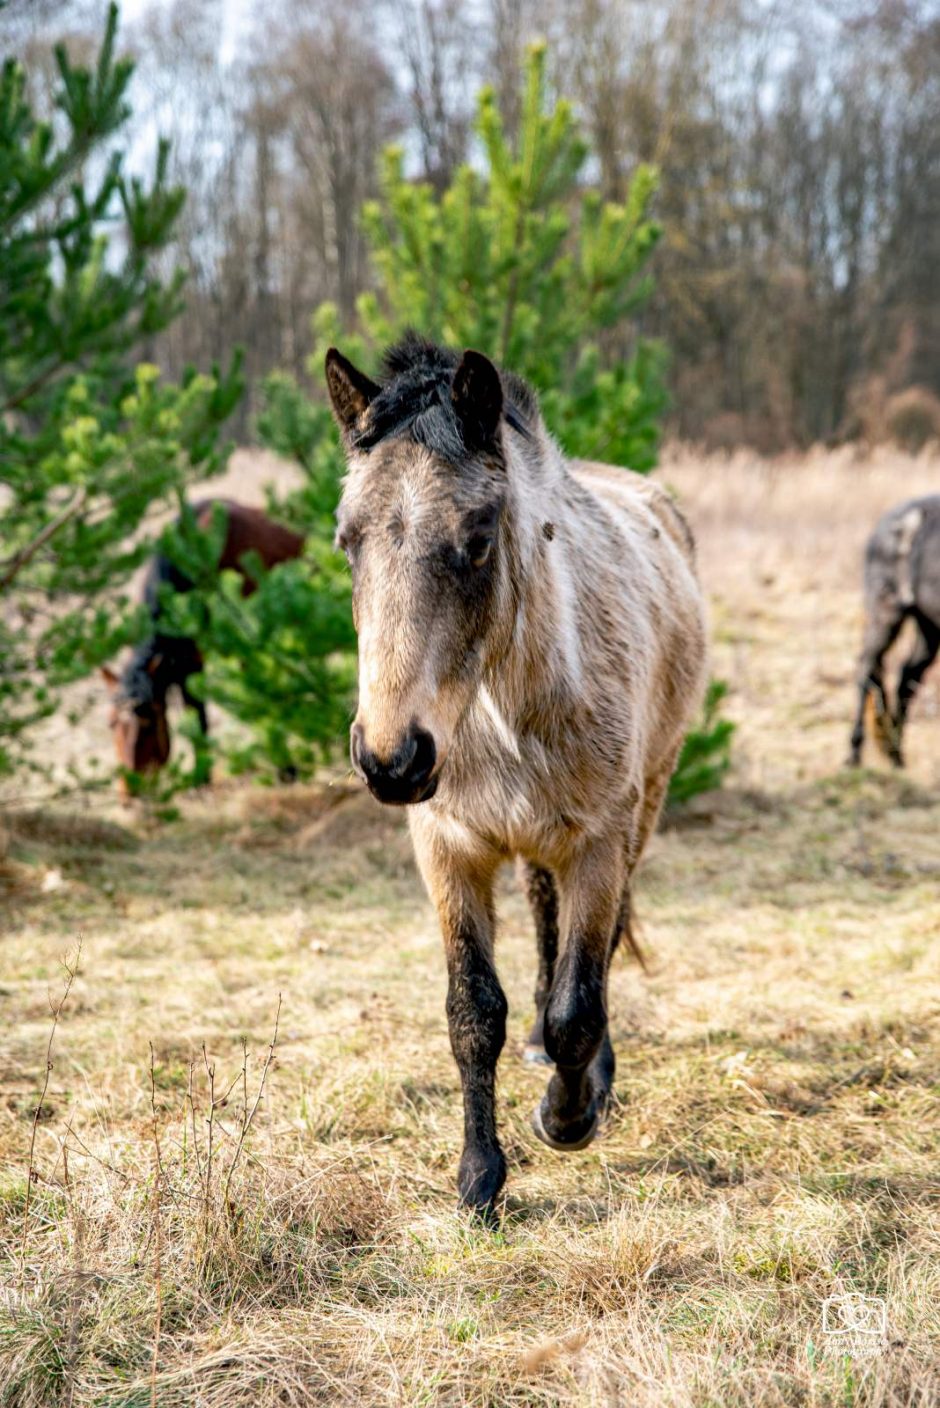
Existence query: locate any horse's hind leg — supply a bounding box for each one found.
[848,609,904,765]
[893,618,940,767]
[584,885,631,1111]
[521,863,558,1065]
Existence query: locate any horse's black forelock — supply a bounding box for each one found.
[351,331,535,456]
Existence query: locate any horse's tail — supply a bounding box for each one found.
[620,911,648,972]
[613,889,648,972]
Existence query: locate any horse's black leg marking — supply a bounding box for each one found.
[849,610,904,765]
[443,893,507,1220]
[586,886,630,1111]
[533,843,622,1153]
[893,618,940,766]
[180,677,211,782]
[849,680,868,765]
[180,677,208,736]
[522,863,558,1064]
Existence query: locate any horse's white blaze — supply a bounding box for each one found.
[476,684,522,759]
[434,812,485,855]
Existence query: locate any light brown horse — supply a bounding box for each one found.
[327,334,707,1218]
[102,499,305,792]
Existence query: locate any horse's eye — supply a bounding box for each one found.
[336,528,361,563]
[467,535,493,569]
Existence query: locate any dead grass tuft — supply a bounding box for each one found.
[1,809,138,852]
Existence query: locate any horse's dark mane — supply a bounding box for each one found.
[118,544,200,708]
[351,331,537,455]
[118,643,162,709]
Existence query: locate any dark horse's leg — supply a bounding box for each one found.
[522,858,622,1095]
[522,863,558,1065]
[415,833,507,1219]
[893,617,940,766]
[180,681,208,737]
[584,888,630,1111]
[532,837,623,1152]
[180,675,212,784]
[849,609,905,765]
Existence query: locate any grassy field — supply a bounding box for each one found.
[1,447,939,1406]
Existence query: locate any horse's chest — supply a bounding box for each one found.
[446,726,622,861]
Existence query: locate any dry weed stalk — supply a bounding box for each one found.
[149,1043,164,1408]
[222,994,281,1214]
[164,1000,283,1257]
[60,1139,83,1408]
[201,1044,216,1242]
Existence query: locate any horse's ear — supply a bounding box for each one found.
[100,666,119,691]
[451,350,503,451]
[325,348,380,437]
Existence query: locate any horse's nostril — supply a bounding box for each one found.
[350,723,365,774]
[352,724,437,803]
[409,728,436,786]
[388,730,418,780]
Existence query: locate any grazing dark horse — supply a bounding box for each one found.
[849,495,940,767]
[102,500,304,792]
[326,335,707,1217]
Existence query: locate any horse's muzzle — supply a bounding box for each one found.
[351,722,439,806]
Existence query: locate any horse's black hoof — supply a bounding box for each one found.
[457,1150,505,1222]
[522,1042,554,1067]
[531,1097,599,1152]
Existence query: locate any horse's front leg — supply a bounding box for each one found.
[533,838,623,1152]
[180,679,209,738]
[180,679,212,785]
[415,830,507,1218]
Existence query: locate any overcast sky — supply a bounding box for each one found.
[121,0,253,63]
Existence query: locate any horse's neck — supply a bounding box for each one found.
[486,436,580,718]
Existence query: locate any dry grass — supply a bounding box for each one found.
[2,446,939,1406]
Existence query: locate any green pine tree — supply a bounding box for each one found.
[0,3,241,779]
[354,43,666,469]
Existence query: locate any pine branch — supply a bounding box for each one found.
[0,487,87,592]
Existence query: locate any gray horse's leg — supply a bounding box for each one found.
[893,618,940,766]
[523,864,624,1102]
[583,886,629,1111]
[522,863,558,1065]
[532,837,623,1152]
[849,610,904,765]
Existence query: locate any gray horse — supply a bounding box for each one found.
[849,495,940,767]
[326,335,706,1218]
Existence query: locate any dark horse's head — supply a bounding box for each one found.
[101,655,170,795]
[327,334,533,806]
